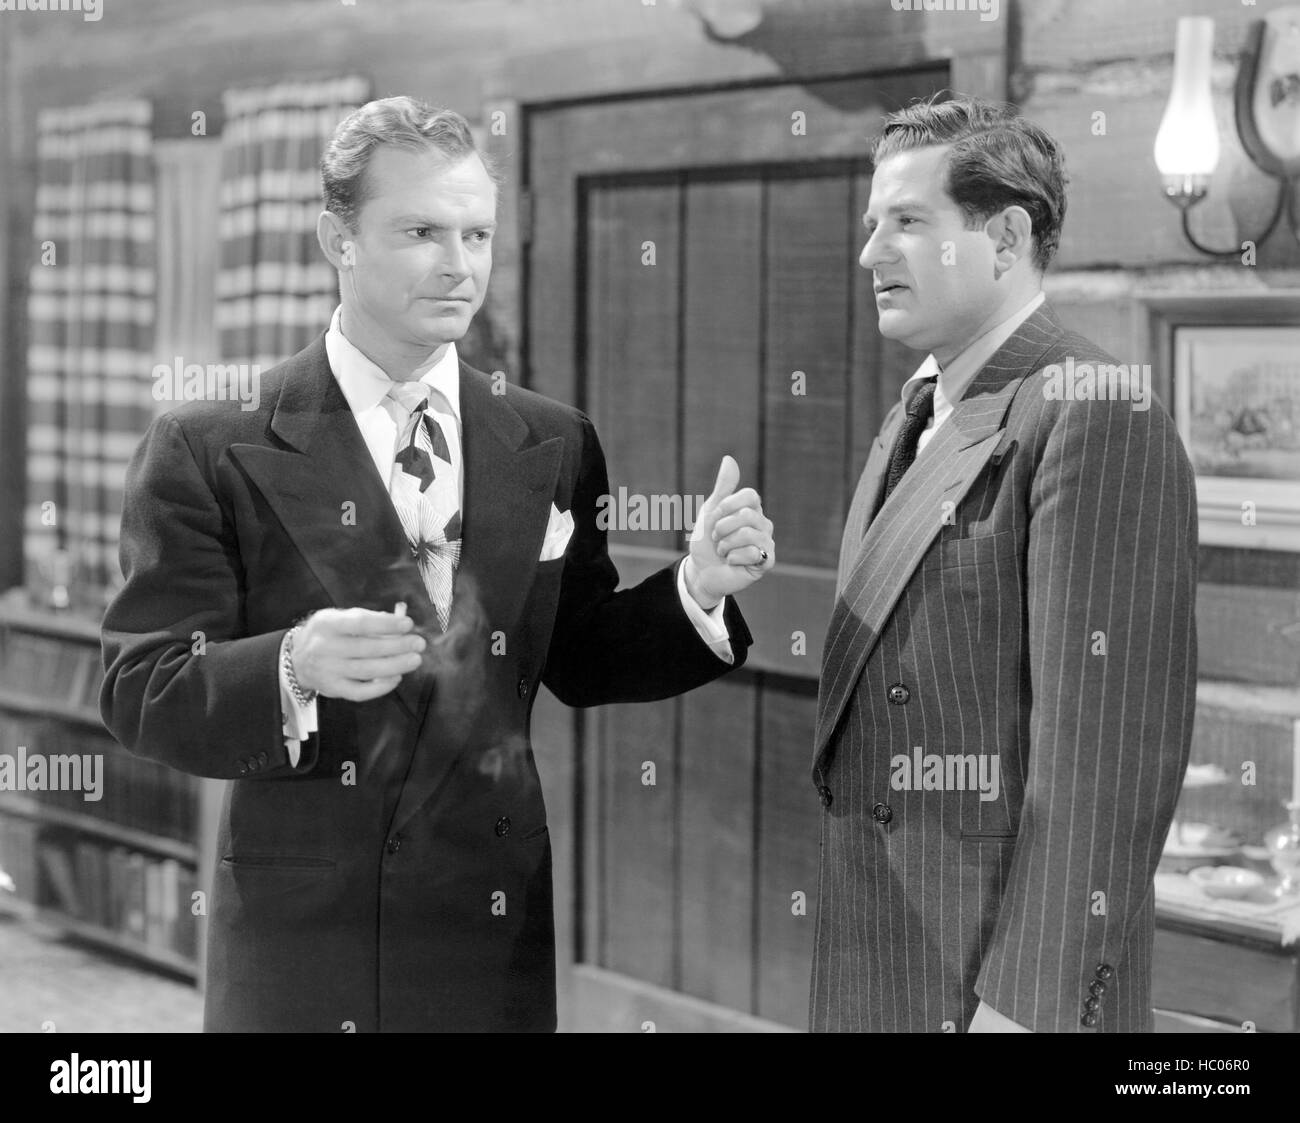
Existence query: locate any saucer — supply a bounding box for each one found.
[1189,865,1266,900]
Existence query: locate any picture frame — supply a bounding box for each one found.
[1143,291,1300,552]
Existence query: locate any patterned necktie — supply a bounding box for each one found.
[875,375,939,518]
[386,381,461,630]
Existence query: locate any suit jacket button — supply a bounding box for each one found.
[495,816,511,838]
[386,835,402,854]
[517,677,530,699]
[887,683,910,705]
[247,757,261,773]
[1089,980,1106,997]
[1080,1012,1098,1028]
[1095,963,1114,981]
[257,751,269,766]
[872,802,893,824]
[237,760,248,775]
[818,786,833,808]
[1084,997,1099,1013]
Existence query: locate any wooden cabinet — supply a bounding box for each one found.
[1154,906,1300,1033]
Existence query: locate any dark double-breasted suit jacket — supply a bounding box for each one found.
[810,301,1198,1033]
[101,336,751,1032]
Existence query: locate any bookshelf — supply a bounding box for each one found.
[0,592,220,983]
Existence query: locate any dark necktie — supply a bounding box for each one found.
[875,375,938,516]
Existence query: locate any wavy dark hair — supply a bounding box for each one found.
[872,94,1068,272]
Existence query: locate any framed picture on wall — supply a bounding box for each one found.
[1144,291,1300,553]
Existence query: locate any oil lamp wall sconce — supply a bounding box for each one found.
[1155,11,1300,258]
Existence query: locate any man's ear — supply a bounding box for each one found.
[317,211,356,270]
[985,205,1034,277]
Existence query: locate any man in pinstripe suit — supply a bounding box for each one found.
[811,97,1197,1032]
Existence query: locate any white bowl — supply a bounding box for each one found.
[1189,865,1265,900]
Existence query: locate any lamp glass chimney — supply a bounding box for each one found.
[1154,16,1221,178]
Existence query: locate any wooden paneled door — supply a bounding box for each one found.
[524,71,942,1031]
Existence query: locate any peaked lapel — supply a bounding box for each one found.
[228,336,436,723]
[451,365,566,644]
[389,366,564,833]
[836,407,902,591]
[813,302,1067,765]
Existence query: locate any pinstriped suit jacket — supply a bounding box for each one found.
[809,301,1198,1033]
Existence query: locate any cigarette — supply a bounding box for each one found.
[394,601,407,617]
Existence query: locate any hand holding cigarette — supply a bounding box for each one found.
[289,605,425,703]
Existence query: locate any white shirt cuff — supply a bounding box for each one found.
[279,631,318,768]
[676,560,733,664]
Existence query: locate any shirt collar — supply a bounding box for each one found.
[900,290,1046,411]
[323,305,462,420]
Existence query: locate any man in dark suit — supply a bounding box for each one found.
[100,97,775,1032]
[811,97,1197,1032]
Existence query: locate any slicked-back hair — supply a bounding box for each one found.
[321,96,499,231]
[871,94,1067,272]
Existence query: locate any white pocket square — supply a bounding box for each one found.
[539,504,574,562]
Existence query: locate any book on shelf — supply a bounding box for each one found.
[123,850,146,942]
[159,857,181,954]
[107,845,127,932]
[79,647,104,712]
[176,864,197,961]
[75,839,98,924]
[37,834,83,918]
[144,857,164,948]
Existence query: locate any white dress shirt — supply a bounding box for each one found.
[900,291,1046,454]
[280,307,731,762]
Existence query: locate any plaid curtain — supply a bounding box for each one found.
[153,139,223,416]
[217,76,370,367]
[25,100,155,598]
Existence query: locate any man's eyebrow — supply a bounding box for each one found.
[391,215,498,229]
[864,201,935,223]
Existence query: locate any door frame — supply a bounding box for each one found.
[506,32,1007,1032]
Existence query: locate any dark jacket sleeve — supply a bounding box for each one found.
[100,412,307,780]
[542,413,752,708]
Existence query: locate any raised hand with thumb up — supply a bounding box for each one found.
[684,455,775,610]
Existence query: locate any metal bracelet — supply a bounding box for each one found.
[283,624,317,706]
